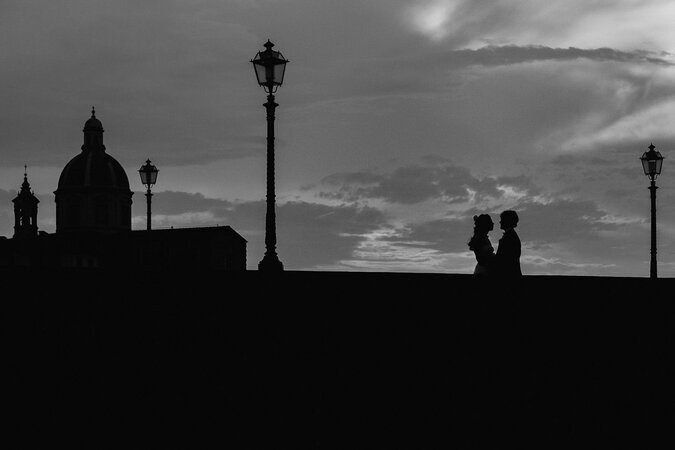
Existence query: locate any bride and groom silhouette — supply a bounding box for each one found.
[468,210,521,277]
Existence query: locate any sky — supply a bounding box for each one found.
[1,0,675,276]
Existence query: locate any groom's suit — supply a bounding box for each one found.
[496,228,522,277]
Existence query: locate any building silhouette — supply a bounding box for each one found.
[0,110,246,270]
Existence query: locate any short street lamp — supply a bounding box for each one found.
[640,143,664,279]
[139,159,159,231]
[251,40,288,272]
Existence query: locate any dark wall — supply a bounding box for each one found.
[0,226,246,270]
[2,270,674,448]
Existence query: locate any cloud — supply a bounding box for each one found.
[561,98,675,151]
[405,0,675,51]
[318,166,476,204]
[145,190,235,217]
[315,163,538,206]
[446,46,673,68]
[310,47,671,193]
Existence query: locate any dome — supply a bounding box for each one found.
[55,109,133,234]
[57,108,129,190]
[57,151,130,190]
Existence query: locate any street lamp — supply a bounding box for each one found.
[251,40,288,272]
[139,159,159,231]
[640,143,664,279]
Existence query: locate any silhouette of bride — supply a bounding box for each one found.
[468,214,496,275]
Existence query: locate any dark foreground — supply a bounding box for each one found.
[3,270,674,448]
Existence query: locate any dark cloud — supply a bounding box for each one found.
[316,164,537,205]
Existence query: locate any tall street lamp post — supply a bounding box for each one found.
[251,40,288,272]
[640,143,664,279]
[139,159,159,231]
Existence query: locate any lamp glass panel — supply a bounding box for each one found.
[139,166,158,186]
[139,171,148,185]
[254,62,267,85]
[641,156,650,175]
[274,63,286,85]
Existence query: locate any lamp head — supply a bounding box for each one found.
[139,159,159,187]
[251,40,288,93]
[641,143,664,179]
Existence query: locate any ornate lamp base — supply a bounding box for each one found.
[258,252,284,272]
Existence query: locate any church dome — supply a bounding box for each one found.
[57,151,130,190]
[57,108,129,191]
[55,109,133,234]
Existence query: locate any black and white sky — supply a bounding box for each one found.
[2,0,675,275]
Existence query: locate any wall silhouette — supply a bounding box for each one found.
[2,270,674,447]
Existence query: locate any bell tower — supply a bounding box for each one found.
[12,166,39,239]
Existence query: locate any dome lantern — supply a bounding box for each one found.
[83,106,105,150]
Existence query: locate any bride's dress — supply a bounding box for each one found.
[473,237,495,275]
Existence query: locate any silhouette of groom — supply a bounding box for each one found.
[496,210,522,277]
